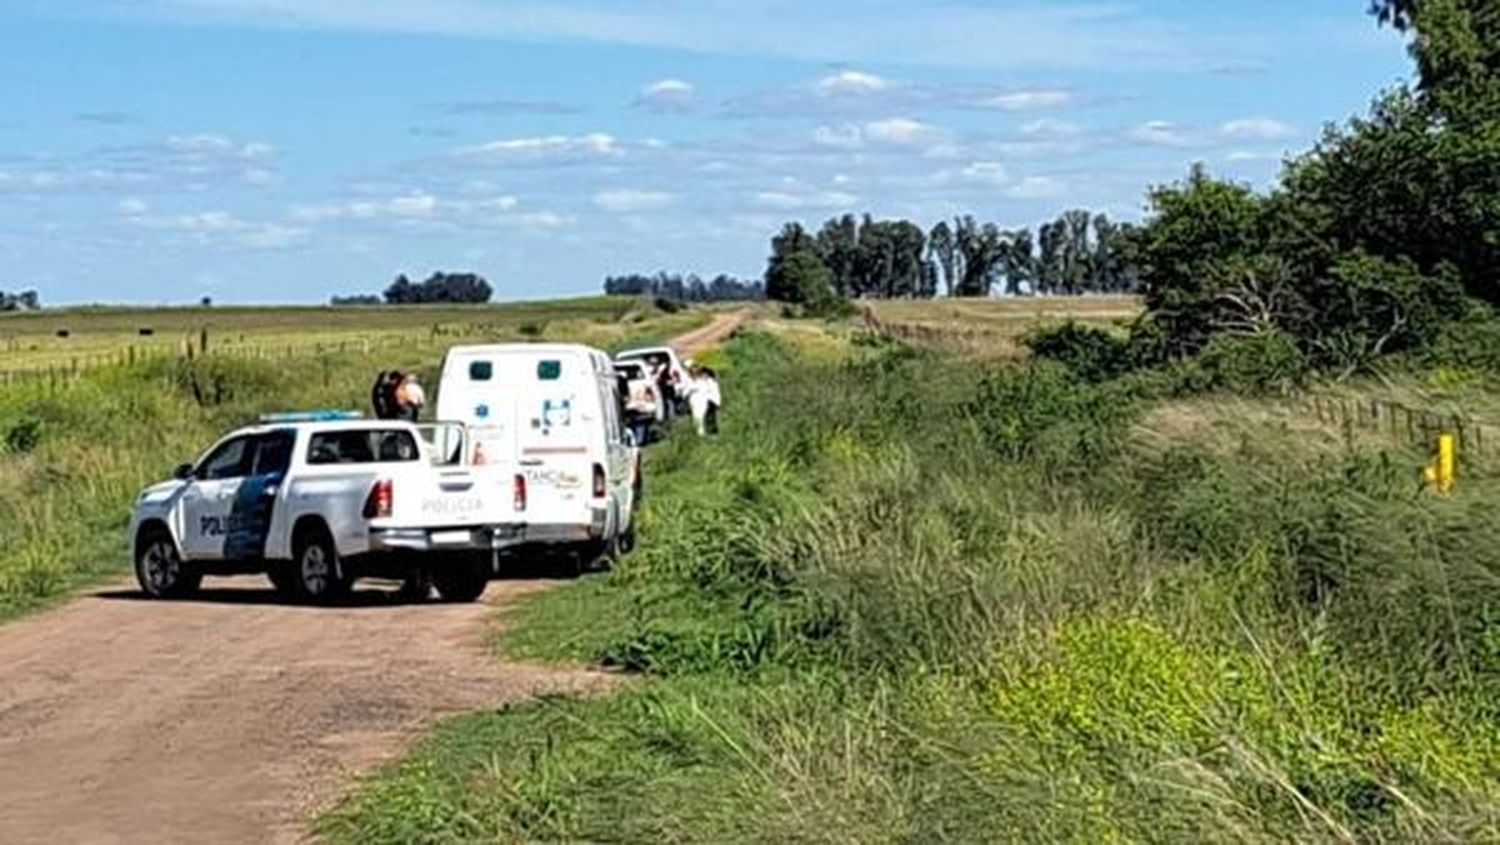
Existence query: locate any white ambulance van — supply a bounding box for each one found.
[435,343,638,565]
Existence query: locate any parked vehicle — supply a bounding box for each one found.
[128,411,523,604]
[436,343,639,566]
[615,345,688,416]
[614,359,663,444]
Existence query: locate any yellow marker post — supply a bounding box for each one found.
[1436,431,1456,496]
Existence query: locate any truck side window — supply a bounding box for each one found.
[469,361,492,381]
[252,431,295,475]
[197,437,254,480]
[537,360,562,381]
[308,430,419,464]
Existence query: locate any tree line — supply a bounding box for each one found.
[332,272,494,306]
[0,290,40,312]
[603,272,764,302]
[764,211,1138,307]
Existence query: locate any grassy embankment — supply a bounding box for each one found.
[326,315,1500,843]
[0,299,707,621]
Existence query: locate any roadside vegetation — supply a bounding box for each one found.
[325,5,1500,840]
[0,300,706,620]
[325,326,1500,842]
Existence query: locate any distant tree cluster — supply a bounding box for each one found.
[764,211,1137,305]
[382,272,493,304]
[330,294,383,306]
[604,272,765,302]
[0,290,40,312]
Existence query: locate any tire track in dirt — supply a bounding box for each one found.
[0,311,747,845]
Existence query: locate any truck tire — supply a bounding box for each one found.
[431,558,488,603]
[135,526,202,599]
[287,524,352,605]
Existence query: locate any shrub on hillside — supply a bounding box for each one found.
[1023,321,1132,382]
[966,363,1136,472]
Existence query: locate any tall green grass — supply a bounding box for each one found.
[326,328,1500,842]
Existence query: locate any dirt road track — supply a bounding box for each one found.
[0,311,749,845]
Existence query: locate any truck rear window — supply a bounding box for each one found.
[307,430,419,464]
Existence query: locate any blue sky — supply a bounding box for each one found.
[2,1,1413,305]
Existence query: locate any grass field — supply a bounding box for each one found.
[0,297,706,620]
[324,315,1500,843]
[865,295,1141,358]
[0,296,659,373]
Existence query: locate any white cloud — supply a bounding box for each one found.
[751,189,858,211]
[634,78,697,113]
[864,118,942,146]
[117,198,149,216]
[1020,118,1083,138]
[123,207,308,250]
[959,161,1010,186]
[816,70,889,96]
[163,134,274,161]
[1219,117,1295,141]
[290,192,440,222]
[501,211,575,228]
[1005,175,1067,200]
[972,89,1074,111]
[1225,149,1282,163]
[811,124,865,150]
[455,133,620,164]
[593,188,676,213]
[1127,120,1194,147]
[810,118,949,152]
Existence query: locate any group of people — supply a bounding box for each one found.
[371,370,426,422]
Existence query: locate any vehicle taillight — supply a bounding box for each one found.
[513,473,527,512]
[363,478,393,519]
[644,386,656,400]
[592,463,606,498]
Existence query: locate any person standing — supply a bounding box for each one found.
[371,370,398,420]
[701,366,722,435]
[394,372,426,422]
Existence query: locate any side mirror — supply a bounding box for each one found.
[173,463,195,481]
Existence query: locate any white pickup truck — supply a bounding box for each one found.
[128,411,524,604]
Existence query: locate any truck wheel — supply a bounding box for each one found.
[135,527,201,599]
[397,568,432,603]
[267,565,296,596]
[289,525,351,605]
[431,558,488,603]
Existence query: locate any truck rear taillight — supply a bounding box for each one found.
[592,463,606,498]
[363,478,393,519]
[513,473,527,512]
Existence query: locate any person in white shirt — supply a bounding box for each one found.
[685,365,722,437]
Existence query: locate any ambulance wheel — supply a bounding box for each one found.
[135,526,201,599]
[616,523,638,556]
[432,558,489,603]
[289,524,351,604]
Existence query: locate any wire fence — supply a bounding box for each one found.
[1301,393,1492,455]
[0,329,474,394]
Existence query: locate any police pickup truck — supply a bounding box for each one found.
[128,411,525,604]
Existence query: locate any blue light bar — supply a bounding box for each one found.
[258,410,365,423]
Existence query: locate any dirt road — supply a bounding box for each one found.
[0,311,748,845]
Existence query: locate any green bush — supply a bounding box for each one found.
[1023,320,1132,382]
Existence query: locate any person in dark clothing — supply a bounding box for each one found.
[371,371,397,419]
